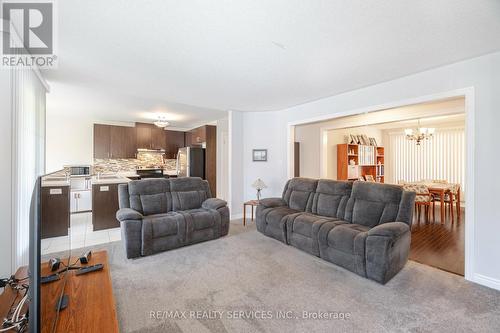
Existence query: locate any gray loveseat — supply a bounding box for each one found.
[116,177,229,258]
[256,178,415,284]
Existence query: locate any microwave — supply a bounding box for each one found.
[69,166,91,176]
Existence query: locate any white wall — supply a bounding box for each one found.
[228,111,244,217]
[326,126,383,179]
[216,117,229,200]
[235,51,500,289]
[0,68,13,278]
[46,115,94,172]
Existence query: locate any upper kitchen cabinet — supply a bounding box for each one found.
[165,130,185,159]
[151,127,166,150]
[136,122,166,150]
[185,126,207,146]
[136,123,153,149]
[110,125,137,158]
[94,124,137,159]
[94,124,111,158]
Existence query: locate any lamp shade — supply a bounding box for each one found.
[252,178,267,190]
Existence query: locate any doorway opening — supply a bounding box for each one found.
[289,92,471,277]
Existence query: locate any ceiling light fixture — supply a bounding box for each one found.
[154,115,170,128]
[404,119,434,145]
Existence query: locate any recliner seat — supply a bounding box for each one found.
[117,177,229,259]
[256,178,415,284]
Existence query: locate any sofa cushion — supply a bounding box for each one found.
[179,209,216,230]
[170,177,211,211]
[344,182,403,228]
[128,179,172,215]
[282,178,318,212]
[265,206,300,229]
[143,212,182,238]
[311,180,352,218]
[327,224,369,255]
[287,213,337,238]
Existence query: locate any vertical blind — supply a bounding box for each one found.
[386,127,466,193]
[11,52,47,269]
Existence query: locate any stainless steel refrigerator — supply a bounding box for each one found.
[176,147,205,178]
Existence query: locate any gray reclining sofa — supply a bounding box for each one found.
[116,177,229,259]
[256,178,415,284]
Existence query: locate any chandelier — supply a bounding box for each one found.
[404,120,434,145]
[153,115,170,128]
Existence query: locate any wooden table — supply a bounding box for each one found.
[41,250,119,333]
[243,200,260,226]
[410,182,461,224]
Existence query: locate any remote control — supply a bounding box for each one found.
[75,263,103,276]
[41,273,60,284]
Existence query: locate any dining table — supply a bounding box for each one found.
[405,181,460,223]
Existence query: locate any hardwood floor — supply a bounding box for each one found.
[409,205,465,276]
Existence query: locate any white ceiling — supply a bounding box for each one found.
[45,0,500,126]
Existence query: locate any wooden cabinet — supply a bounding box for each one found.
[185,126,207,146]
[205,125,216,196]
[41,186,70,238]
[136,124,152,149]
[94,124,111,158]
[337,143,384,183]
[110,126,136,158]
[165,130,185,159]
[94,124,136,158]
[92,183,122,231]
[151,127,166,150]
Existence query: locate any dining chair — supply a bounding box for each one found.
[433,183,460,223]
[403,183,434,224]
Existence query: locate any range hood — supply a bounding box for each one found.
[137,148,165,153]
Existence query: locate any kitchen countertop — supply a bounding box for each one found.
[92,174,132,185]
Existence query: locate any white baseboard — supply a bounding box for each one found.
[473,273,500,291]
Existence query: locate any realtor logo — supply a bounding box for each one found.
[1,1,57,68]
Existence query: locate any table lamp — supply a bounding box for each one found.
[252,178,267,201]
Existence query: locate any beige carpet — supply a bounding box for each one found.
[80,221,499,332]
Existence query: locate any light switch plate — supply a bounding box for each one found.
[100,186,109,192]
[49,188,62,195]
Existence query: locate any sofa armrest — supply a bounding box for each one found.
[116,208,143,221]
[202,198,227,210]
[368,222,409,240]
[258,198,286,208]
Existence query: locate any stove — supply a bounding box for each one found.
[136,168,165,178]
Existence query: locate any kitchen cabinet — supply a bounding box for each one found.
[165,130,185,159]
[92,183,122,231]
[185,126,206,146]
[136,124,152,149]
[94,124,136,158]
[41,186,70,238]
[151,127,166,150]
[71,190,92,213]
[110,125,137,158]
[94,124,111,158]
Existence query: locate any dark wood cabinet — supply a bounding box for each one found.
[165,130,185,159]
[136,124,152,149]
[110,125,137,158]
[92,183,122,231]
[94,124,136,159]
[186,126,206,146]
[151,127,166,150]
[41,186,70,238]
[205,125,217,196]
[94,124,111,158]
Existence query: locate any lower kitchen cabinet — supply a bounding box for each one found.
[92,183,123,231]
[41,186,70,239]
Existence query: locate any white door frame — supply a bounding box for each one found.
[286,87,475,282]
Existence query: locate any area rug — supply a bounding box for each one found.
[80,222,500,332]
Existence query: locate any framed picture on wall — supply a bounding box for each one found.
[252,149,268,162]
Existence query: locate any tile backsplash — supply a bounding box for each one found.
[94,152,176,173]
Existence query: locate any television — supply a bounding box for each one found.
[29,175,72,332]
